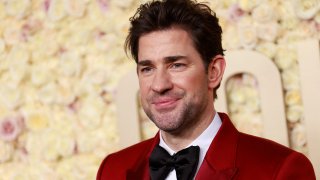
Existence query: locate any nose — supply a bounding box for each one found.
[151,68,173,94]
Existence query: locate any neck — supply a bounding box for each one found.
[161,108,216,152]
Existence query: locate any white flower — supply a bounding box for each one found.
[4,0,31,18]
[279,17,300,31]
[57,135,76,158]
[77,96,105,130]
[47,0,66,21]
[6,44,29,64]
[0,39,5,54]
[57,51,83,77]
[231,112,263,136]
[281,67,301,91]
[64,0,88,17]
[285,89,302,106]
[141,121,158,140]
[293,0,320,19]
[277,1,296,20]
[25,132,44,159]
[287,105,304,123]
[252,2,277,23]
[0,140,13,163]
[238,0,263,12]
[2,23,23,45]
[228,86,246,104]
[291,123,307,148]
[255,42,277,59]
[24,110,50,132]
[30,64,55,87]
[37,82,59,104]
[256,21,279,42]
[56,154,100,180]
[0,83,23,110]
[274,47,297,70]
[111,0,134,9]
[237,17,258,49]
[222,26,240,50]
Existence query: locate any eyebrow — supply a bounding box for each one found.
[137,55,187,66]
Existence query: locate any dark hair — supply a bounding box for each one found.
[125,0,224,68]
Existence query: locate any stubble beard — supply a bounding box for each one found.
[142,98,203,134]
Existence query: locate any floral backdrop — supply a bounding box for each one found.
[0,0,319,179]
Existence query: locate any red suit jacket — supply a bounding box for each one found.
[97,113,316,179]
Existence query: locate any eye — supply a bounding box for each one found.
[171,63,186,69]
[140,66,153,74]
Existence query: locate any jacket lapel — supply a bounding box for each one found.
[126,133,160,180]
[196,113,239,180]
[125,113,239,180]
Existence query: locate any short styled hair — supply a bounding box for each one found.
[125,0,224,68]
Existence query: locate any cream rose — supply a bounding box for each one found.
[256,21,279,42]
[252,2,276,23]
[47,0,66,21]
[141,121,158,140]
[287,105,304,123]
[4,0,31,18]
[64,0,88,17]
[274,47,297,70]
[77,96,104,130]
[238,0,262,12]
[237,17,258,49]
[25,111,49,132]
[285,89,302,106]
[0,141,13,163]
[30,64,55,87]
[255,42,277,59]
[2,23,22,45]
[222,26,241,49]
[291,123,307,148]
[111,0,135,9]
[0,39,5,54]
[58,51,83,77]
[281,65,301,91]
[293,0,320,19]
[37,82,59,104]
[231,112,263,136]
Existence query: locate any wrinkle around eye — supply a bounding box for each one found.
[170,63,187,71]
[139,66,154,76]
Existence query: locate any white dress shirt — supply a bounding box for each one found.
[159,112,222,180]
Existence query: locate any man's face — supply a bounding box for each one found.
[137,28,214,133]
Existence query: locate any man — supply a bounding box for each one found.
[97,0,316,179]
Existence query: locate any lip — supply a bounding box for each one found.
[151,97,180,110]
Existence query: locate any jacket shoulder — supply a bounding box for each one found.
[96,138,155,179]
[236,132,315,179]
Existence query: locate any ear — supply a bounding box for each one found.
[207,55,226,89]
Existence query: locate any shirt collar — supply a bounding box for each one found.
[159,112,222,167]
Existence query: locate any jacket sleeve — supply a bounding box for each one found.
[275,151,316,180]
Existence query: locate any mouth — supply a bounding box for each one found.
[151,97,180,111]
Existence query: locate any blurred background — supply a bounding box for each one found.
[0,0,319,179]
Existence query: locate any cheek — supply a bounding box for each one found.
[173,72,207,90]
[138,79,150,98]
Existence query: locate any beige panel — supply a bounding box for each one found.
[116,70,141,148]
[297,39,320,177]
[216,50,289,146]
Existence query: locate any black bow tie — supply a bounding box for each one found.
[149,145,200,180]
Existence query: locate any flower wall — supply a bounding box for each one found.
[0,0,319,179]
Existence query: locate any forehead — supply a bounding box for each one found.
[137,28,198,62]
